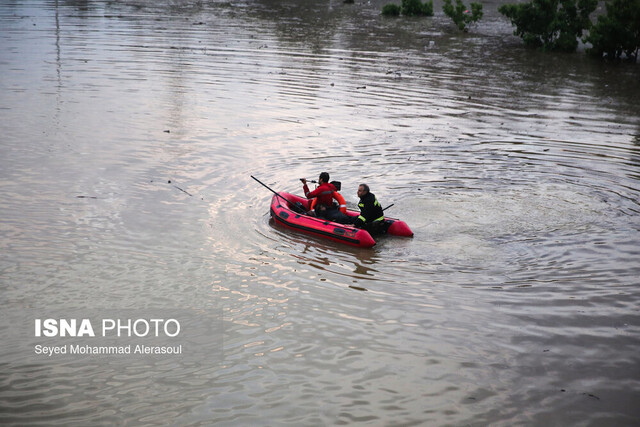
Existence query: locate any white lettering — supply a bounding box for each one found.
[101,319,181,337]
[77,319,95,337]
[43,319,58,337]
[59,319,76,337]
[134,344,182,354]
[133,319,149,337]
[102,319,116,336]
[34,345,67,356]
[34,319,95,337]
[165,319,180,337]
[150,319,163,335]
[117,319,131,337]
[70,344,131,355]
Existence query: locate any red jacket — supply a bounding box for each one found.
[303,182,337,208]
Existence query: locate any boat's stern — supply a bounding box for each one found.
[385,219,414,237]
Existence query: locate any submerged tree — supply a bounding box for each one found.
[443,0,483,31]
[382,3,401,16]
[382,0,433,17]
[499,0,597,52]
[584,0,640,62]
[402,0,434,16]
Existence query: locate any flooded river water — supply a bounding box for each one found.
[1,0,639,425]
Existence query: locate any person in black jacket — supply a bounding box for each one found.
[353,184,385,231]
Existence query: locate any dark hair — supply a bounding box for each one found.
[319,172,330,183]
[359,183,370,193]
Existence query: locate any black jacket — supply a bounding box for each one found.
[354,192,384,228]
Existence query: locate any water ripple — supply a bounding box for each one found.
[1,0,639,425]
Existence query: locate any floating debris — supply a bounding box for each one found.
[168,180,193,196]
[582,393,600,400]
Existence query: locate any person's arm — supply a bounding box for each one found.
[354,196,382,227]
[304,183,330,200]
[301,178,313,199]
[305,184,326,199]
[353,200,368,228]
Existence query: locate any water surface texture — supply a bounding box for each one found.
[1,0,639,425]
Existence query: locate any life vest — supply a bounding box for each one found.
[310,191,347,213]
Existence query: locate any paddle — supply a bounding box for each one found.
[251,175,306,214]
[382,203,394,211]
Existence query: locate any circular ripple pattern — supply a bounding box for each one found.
[1,0,639,425]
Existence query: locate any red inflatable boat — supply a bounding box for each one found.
[270,192,413,248]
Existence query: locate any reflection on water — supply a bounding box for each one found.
[1,0,639,425]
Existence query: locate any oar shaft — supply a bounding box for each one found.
[251,175,279,197]
[251,175,305,213]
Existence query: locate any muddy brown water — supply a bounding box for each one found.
[1,0,639,425]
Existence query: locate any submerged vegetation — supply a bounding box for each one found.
[402,0,434,16]
[381,3,401,16]
[583,0,640,62]
[382,0,481,31]
[382,0,433,17]
[498,0,639,61]
[379,0,638,63]
[498,0,597,52]
[442,0,483,31]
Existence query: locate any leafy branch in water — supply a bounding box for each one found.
[382,0,434,17]
[499,0,597,52]
[443,0,483,31]
[382,3,401,16]
[584,0,640,62]
[402,0,434,16]
[382,0,637,64]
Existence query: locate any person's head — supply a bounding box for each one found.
[319,172,330,184]
[357,183,370,198]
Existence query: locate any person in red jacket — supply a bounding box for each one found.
[301,172,338,219]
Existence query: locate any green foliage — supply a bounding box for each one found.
[442,0,483,31]
[382,3,401,16]
[499,0,597,52]
[382,0,433,17]
[584,0,640,61]
[401,0,434,16]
